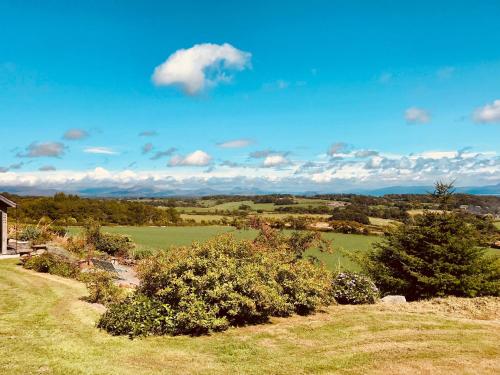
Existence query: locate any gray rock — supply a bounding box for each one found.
[380,295,407,304]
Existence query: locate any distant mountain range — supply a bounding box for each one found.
[1,182,499,198]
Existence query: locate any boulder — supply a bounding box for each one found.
[380,295,407,304]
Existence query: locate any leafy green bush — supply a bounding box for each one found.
[98,231,332,337]
[18,226,43,242]
[95,233,134,256]
[23,253,79,279]
[364,212,500,300]
[83,220,134,257]
[331,272,379,305]
[78,270,126,306]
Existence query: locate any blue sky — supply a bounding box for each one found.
[1,0,499,193]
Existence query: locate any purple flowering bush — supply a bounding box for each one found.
[332,272,379,305]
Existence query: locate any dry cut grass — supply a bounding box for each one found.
[1,258,499,375]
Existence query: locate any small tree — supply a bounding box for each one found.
[364,212,500,300]
[432,180,455,210]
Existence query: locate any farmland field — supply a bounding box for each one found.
[1,259,499,375]
[172,198,331,214]
[68,225,378,271]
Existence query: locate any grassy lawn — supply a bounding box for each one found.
[1,259,499,374]
[68,226,378,271]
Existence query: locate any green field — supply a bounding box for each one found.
[173,198,330,214]
[1,259,499,374]
[68,225,378,271]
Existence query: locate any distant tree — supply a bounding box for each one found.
[432,180,456,210]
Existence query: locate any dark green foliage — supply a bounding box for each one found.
[364,212,500,300]
[98,231,332,337]
[5,192,180,226]
[330,206,370,225]
[97,294,176,337]
[329,220,369,234]
[432,180,456,209]
[78,270,125,306]
[23,253,79,279]
[332,272,379,305]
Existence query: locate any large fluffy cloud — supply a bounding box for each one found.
[169,150,212,167]
[152,43,251,95]
[474,99,500,123]
[405,107,431,124]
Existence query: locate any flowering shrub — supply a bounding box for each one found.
[332,272,379,304]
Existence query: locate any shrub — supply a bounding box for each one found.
[49,225,67,237]
[23,253,79,279]
[330,207,370,225]
[83,220,134,257]
[18,226,43,242]
[332,272,379,304]
[364,212,500,300]
[95,233,134,257]
[98,231,332,337]
[329,220,369,235]
[78,270,126,306]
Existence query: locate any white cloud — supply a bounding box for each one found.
[263,154,290,167]
[218,139,253,148]
[405,107,431,124]
[0,149,499,193]
[474,99,500,123]
[169,150,212,167]
[412,151,458,160]
[152,43,251,95]
[84,147,118,155]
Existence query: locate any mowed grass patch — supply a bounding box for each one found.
[68,225,378,271]
[1,259,499,375]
